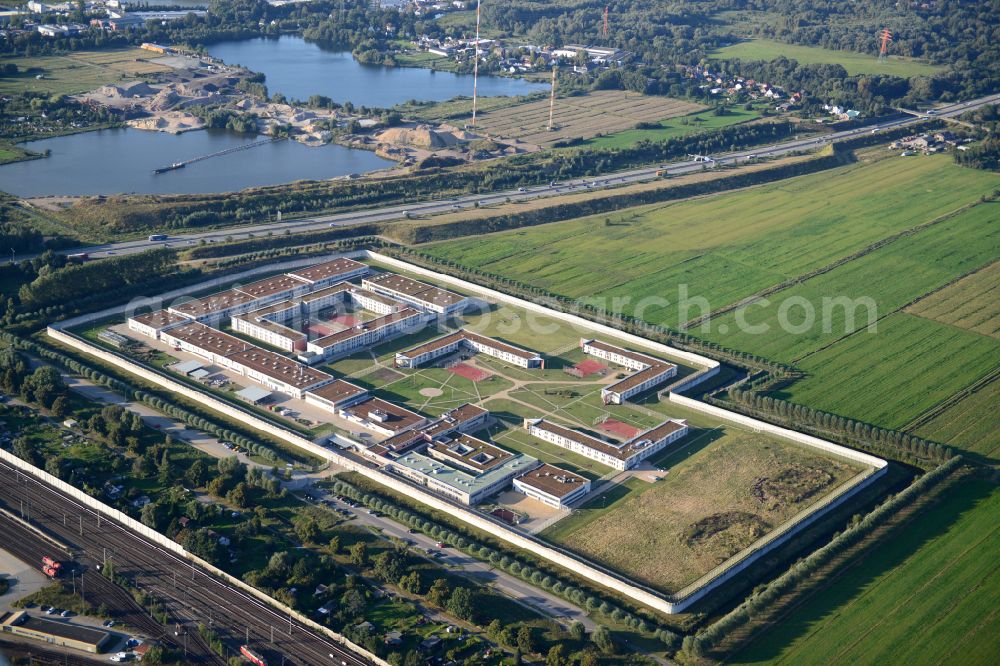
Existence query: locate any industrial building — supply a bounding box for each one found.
[395,329,543,369]
[0,611,113,654]
[513,464,591,508]
[580,339,678,404]
[523,417,688,471]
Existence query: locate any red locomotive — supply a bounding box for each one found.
[240,645,268,666]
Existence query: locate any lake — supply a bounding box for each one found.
[207,36,548,108]
[0,128,393,197]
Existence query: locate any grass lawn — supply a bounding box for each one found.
[581,106,760,149]
[540,430,865,594]
[711,39,943,78]
[0,49,172,96]
[728,477,1000,666]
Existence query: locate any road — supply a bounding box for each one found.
[44,93,1000,262]
[0,461,375,666]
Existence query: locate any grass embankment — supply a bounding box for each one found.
[582,107,760,149]
[710,38,943,78]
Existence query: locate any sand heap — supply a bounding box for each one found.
[375,124,468,149]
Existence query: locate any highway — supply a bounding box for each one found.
[0,460,376,666]
[50,92,1000,262]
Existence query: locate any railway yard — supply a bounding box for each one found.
[0,459,373,666]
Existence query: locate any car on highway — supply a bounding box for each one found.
[103,620,115,628]
[60,610,72,617]
[517,187,527,192]
[46,607,59,615]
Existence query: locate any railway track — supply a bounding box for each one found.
[0,461,374,666]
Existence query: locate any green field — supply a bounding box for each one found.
[907,260,1000,339]
[540,429,865,594]
[782,313,999,431]
[702,202,1000,362]
[729,477,1000,666]
[711,39,943,78]
[425,156,1000,330]
[914,378,1000,460]
[581,107,760,149]
[0,49,171,95]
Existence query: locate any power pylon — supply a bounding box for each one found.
[878,27,893,61]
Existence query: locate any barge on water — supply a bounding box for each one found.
[152,162,185,174]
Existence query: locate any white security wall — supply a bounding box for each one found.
[0,447,386,666]
[47,251,888,616]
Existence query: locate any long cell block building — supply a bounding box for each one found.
[580,338,678,404]
[524,417,688,470]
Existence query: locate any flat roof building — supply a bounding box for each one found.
[513,463,591,508]
[339,397,429,436]
[389,447,537,505]
[363,272,468,315]
[287,257,368,288]
[303,379,369,413]
[580,339,677,404]
[395,329,542,369]
[1,611,113,654]
[524,417,688,471]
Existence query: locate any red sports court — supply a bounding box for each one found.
[448,363,492,382]
[598,418,641,439]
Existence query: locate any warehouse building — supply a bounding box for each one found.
[363,272,469,315]
[523,417,688,470]
[0,611,113,654]
[513,463,591,508]
[580,339,677,404]
[395,329,543,369]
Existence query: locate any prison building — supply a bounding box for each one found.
[127,309,189,340]
[306,308,425,360]
[0,611,113,654]
[420,403,490,439]
[513,463,591,508]
[580,339,678,404]
[303,379,369,414]
[339,397,429,436]
[426,433,514,474]
[231,314,308,353]
[168,288,259,325]
[159,322,333,398]
[363,272,469,315]
[388,447,537,505]
[233,273,311,305]
[286,257,368,288]
[523,417,688,471]
[395,329,543,369]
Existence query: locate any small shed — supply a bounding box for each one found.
[236,386,272,405]
[172,359,204,376]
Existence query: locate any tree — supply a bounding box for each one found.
[50,395,69,418]
[578,651,599,666]
[340,588,365,618]
[516,625,535,654]
[295,517,320,545]
[427,579,450,608]
[372,551,404,584]
[592,626,614,655]
[446,587,474,621]
[545,645,566,666]
[328,535,341,554]
[349,542,368,566]
[569,620,585,641]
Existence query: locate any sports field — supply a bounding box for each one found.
[540,429,866,594]
[471,90,705,146]
[729,477,1000,666]
[0,49,172,96]
[710,39,943,78]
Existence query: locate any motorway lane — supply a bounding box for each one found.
[42,92,1000,262]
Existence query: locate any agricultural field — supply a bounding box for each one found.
[0,49,172,96]
[782,312,1000,432]
[471,90,705,146]
[582,106,760,149]
[702,201,1000,362]
[710,38,943,78]
[425,156,1000,330]
[729,477,1000,666]
[540,428,866,594]
[906,260,1000,339]
[913,378,1000,460]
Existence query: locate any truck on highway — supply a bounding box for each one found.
[148,234,168,242]
[240,645,268,666]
